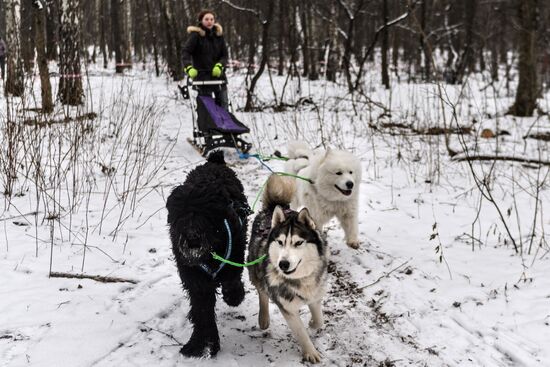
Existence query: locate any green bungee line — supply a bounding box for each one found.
[257,153,289,162]
[211,252,267,267]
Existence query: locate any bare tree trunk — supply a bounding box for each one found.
[391,0,399,78]
[245,0,275,111]
[100,0,108,68]
[478,40,485,72]
[498,5,508,64]
[5,0,24,97]
[145,0,160,77]
[46,0,59,61]
[0,1,5,36]
[20,0,35,73]
[159,0,178,80]
[509,0,539,116]
[381,0,390,88]
[341,13,355,92]
[58,0,84,105]
[307,4,319,80]
[34,3,53,113]
[325,2,339,82]
[463,0,477,73]
[418,0,432,81]
[450,0,476,84]
[392,25,399,76]
[490,46,499,82]
[246,19,256,78]
[168,0,183,80]
[277,0,285,76]
[299,1,310,78]
[123,0,132,66]
[111,0,124,73]
[132,0,144,63]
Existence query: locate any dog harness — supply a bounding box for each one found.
[199,219,233,279]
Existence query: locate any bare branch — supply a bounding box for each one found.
[452,155,550,167]
[219,0,260,18]
[49,272,138,284]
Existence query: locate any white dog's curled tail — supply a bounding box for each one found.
[286,140,311,159]
[285,140,311,175]
[262,174,296,210]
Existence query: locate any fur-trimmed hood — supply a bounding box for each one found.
[187,23,223,37]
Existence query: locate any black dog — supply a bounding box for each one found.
[166,151,250,358]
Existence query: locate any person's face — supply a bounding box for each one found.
[201,13,215,29]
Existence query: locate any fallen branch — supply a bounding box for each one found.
[22,112,97,127]
[0,211,39,222]
[452,155,550,167]
[524,132,550,142]
[49,272,138,284]
[359,260,409,290]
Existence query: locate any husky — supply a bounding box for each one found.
[248,174,328,363]
[284,140,362,249]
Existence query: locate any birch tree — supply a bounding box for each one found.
[58,0,84,105]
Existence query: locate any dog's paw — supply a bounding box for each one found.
[309,318,323,330]
[180,339,220,358]
[207,340,221,357]
[302,348,322,363]
[346,239,360,249]
[222,280,245,307]
[180,341,207,358]
[259,313,270,330]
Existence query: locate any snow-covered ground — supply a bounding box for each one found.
[1,65,549,367]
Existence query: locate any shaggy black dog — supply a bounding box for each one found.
[166,150,250,358]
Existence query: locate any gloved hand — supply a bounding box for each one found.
[212,63,223,78]
[185,65,198,79]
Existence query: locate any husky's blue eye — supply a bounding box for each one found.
[336,172,342,176]
[295,241,304,247]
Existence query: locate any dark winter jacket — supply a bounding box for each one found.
[182,23,228,80]
[0,39,6,58]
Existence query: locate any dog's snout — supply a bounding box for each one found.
[279,260,290,271]
[346,181,354,189]
[186,232,201,248]
[187,242,200,249]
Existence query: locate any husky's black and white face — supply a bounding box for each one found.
[268,207,325,279]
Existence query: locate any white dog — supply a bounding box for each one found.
[285,141,362,249]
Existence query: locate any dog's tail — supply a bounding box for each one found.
[285,140,311,175]
[206,150,225,164]
[262,174,296,210]
[286,140,311,160]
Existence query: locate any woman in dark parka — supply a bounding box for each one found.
[182,9,229,109]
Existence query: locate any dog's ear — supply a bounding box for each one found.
[297,208,316,229]
[320,148,332,163]
[271,206,286,227]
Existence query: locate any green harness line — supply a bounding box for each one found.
[211,252,267,267]
[209,152,309,268]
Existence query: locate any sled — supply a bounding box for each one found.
[179,79,252,157]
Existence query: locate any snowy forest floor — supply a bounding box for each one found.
[1,66,550,367]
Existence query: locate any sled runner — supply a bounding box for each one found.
[179,78,252,157]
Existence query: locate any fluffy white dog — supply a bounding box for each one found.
[284,141,362,249]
